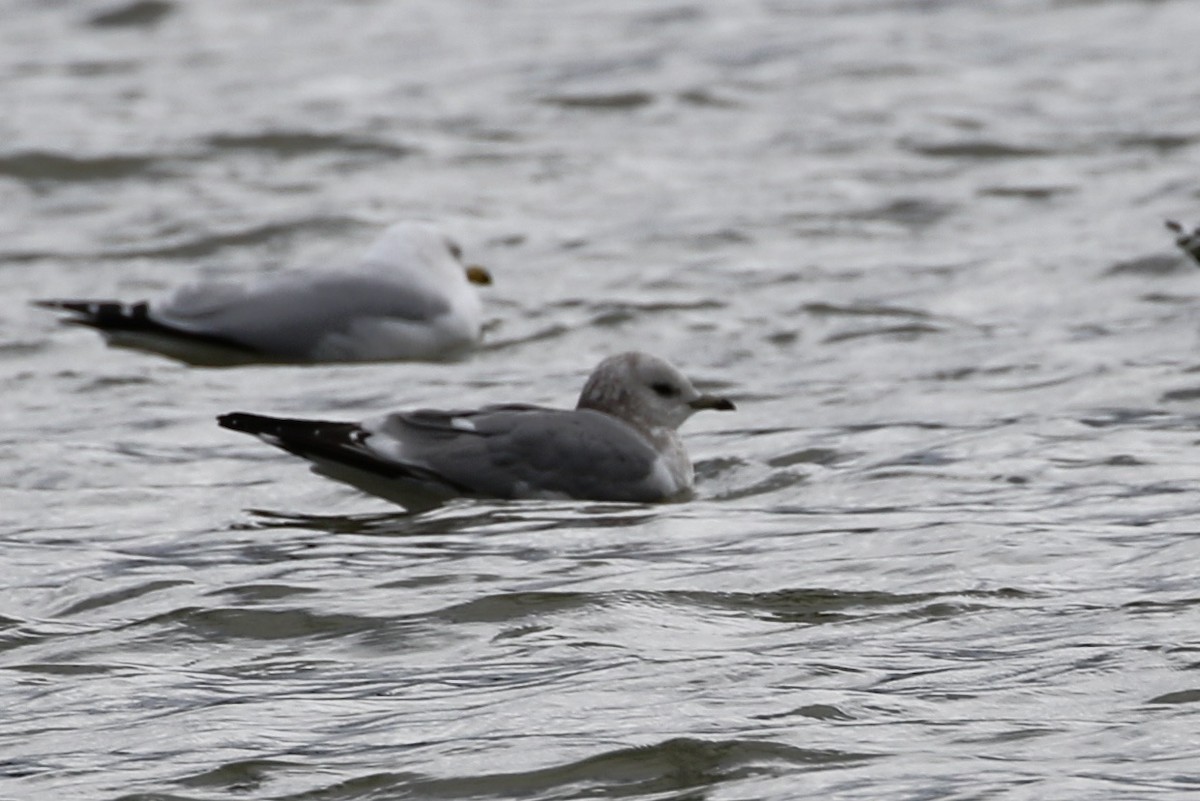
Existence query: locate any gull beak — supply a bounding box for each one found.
[689,394,736,412]
[465,265,493,286]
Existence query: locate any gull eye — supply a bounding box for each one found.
[651,381,678,398]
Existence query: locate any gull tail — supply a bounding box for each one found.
[218,412,471,505]
[34,299,157,331]
[35,298,257,362]
[218,412,405,478]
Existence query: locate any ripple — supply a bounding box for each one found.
[677,88,743,108]
[1076,407,1172,428]
[905,139,1054,159]
[589,299,726,327]
[799,302,936,320]
[1117,133,1196,153]
[205,583,319,604]
[100,216,360,260]
[801,303,957,343]
[709,469,807,501]
[242,503,662,536]
[56,579,192,617]
[205,131,415,159]
[694,587,1033,624]
[438,591,598,624]
[87,0,174,28]
[979,184,1076,199]
[434,587,1033,627]
[177,758,296,791]
[1104,253,1189,276]
[0,340,49,359]
[239,508,424,534]
[540,91,656,109]
[766,448,854,468]
[67,59,140,77]
[478,324,572,353]
[850,197,954,229]
[134,606,384,642]
[244,737,875,801]
[823,323,947,344]
[755,703,856,721]
[0,151,161,183]
[1146,689,1200,705]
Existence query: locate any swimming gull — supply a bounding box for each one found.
[218,351,735,507]
[1167,219,1200,267]
[36,220,492,366]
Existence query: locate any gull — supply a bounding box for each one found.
[35,220,492,366]
[218,351,735,508]
[1167,219,1200,267]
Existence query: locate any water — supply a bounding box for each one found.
[3,0,1200,798]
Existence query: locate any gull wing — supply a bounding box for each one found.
[219,405,679,504]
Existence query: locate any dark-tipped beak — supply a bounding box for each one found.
[689,394,736,412]
[465,265,493,285]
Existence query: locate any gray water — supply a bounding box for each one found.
[3,1,1200,799]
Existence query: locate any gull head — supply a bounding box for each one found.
[363,220,491,285]
[577,351,735,431]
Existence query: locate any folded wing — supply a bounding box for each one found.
[219,405,677,504]
[157,274,455,359]
[38,274,459,364]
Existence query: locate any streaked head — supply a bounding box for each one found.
[577,351,735,430]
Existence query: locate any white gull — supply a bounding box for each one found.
[36,220,491,366]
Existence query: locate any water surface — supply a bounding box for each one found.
[3,1,1200,799]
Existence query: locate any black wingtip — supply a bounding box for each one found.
[33,299,104,315]
[33,299,151,325]
[40,299,260,360]
[217,412,356,443]
[218,411,271,434]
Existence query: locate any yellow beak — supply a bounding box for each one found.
[465,265,493,286]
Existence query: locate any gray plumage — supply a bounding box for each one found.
[218,352,735,508]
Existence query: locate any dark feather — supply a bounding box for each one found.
[217,412,474,492]
[36,299,257,353]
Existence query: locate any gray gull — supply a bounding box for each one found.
[217,352,735,507]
